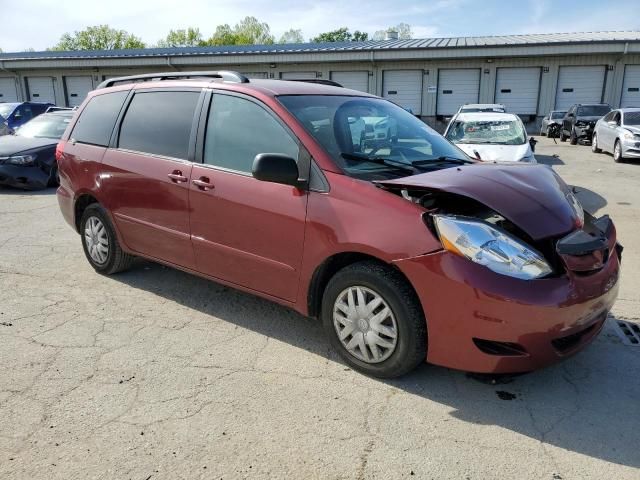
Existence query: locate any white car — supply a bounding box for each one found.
[592,108,640,162]
[444,112,536,163]
[456,103,506,114]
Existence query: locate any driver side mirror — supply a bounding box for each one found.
[607,120,617,127]
[252,153,303,188]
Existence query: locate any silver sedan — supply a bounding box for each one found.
[592,108,640,162]
[540,110,566,136]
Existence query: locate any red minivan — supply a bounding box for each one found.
[56,71,620,378]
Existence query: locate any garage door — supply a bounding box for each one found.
[437,69,480,116]
[241,72,268,79]
[555,66,605,110]
[621,65,640,107]
[331,71,369,92]
[64,76,93,107]
[26,77,56,104]
[383,70,422,115]
[0,78,18,103]
[495,67,541,114]
[281,72,316,80]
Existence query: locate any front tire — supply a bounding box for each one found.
[613,140,624,163]
[592,133,602,153]
[560,129,567,142]
[321,261,427,378]
[47,163,59,187]
[80,204,134,274]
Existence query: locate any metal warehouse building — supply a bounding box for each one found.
[1,31,640,131]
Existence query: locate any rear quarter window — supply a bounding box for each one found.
[118,91,200,159]
[71,91,128,146]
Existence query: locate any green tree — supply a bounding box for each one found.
[50,25,145,50]
[157,27,204,47]
[205,16,274,46]
[373,23,412,41]
[279,28,304,44]
[312,27,369,43]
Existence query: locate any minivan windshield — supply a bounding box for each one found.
[577,105,611,116]
[551,111,566,119]
[446,118,526,145]
[278,95,471,180]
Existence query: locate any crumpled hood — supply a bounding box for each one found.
[376,163,580,240]
[0,135,57,156]
[455,143,532,162]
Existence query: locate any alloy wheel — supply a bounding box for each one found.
[333,286,398,364]
[84,216,109,264]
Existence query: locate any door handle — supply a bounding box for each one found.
[168,170,188,183]
[192,176,215,191]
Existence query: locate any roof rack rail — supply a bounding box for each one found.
[285,78,343,87]
[96,71,250,89]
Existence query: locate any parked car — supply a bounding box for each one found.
[560,103,611,144]
[57,71,620,378]
[444,112,536,162]
[592,108,640,162]
[0,114,10,136]
[457,103,506,113]
[0,102,55,131]
[0,110,73,189]
[540,110,567,136]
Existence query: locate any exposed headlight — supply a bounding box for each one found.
[433,215,553,280]
[7,154,36,166]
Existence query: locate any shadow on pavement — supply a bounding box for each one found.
[536,154,565,166]
[0,185,57,195]
[572,186,608,214]
[112,261,640,469]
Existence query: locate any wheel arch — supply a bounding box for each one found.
[74,193,100,233]
[306,251,419,319]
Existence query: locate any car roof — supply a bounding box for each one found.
[617,107,640,112]
[462,103,504,108]
[454,112,519,121]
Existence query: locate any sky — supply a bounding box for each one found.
[1,0,639,52]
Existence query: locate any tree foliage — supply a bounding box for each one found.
[157,27,204,48]
[279,29,304,44]
[372,23,412,41]
[311,27,369,43]
[51,25,146,50]
[205,16,274,46]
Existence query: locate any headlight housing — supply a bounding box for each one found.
[7,154,36,166]
[622,131,635,140]
[433,215,553,280]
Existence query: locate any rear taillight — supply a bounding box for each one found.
[55,141,64,162]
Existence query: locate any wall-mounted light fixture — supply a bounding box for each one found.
[423,69,429,75]
[607,65,615,71]
[486,58,493,63]
[269,63,276,68]
[542,66,549,73]
[483,68,490,74]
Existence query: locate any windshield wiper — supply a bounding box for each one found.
[411,156,474,167]
[340,152,416,174]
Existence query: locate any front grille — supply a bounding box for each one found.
[473,338,528,356]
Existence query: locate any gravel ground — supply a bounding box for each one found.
[0,136,638,479]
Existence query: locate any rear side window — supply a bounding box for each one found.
[204,94,299,173]
[71,91,128,146]
[118,91,200,159]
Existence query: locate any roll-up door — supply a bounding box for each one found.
[64,76,93,107]
[0,78,18,103]
[437,69,480,115]
[281,71,316,80]
[495,67,541,114]
[26,77,56,104]
[383,70,422,115]
[330,71,369,92]
[621,65,640,107]
[555,66,606,110]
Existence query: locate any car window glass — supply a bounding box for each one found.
[614,112,621,125]
[623,111,640,126]
[17,105,33,121]
[603,112,613,122]
[204,94,299,173]
[72,91,128,147]
[119,91,200,159]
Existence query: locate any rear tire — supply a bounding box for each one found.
[591,133,602,153]
[80,204,134,275]
[613,140,624,163]
[321,261,427,378]
[560,130,567,142]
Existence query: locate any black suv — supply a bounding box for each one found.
[560,103,611,144]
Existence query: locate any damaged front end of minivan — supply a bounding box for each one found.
[376,163,621,373]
